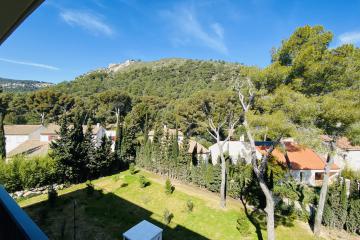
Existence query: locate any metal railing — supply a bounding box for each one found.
[0,186,48,240]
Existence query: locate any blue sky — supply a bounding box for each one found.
[1,0,360,83]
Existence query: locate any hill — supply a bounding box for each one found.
[0,77,53,92]
[52,58,257,99]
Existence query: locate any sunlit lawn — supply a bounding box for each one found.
[18,170,319,240]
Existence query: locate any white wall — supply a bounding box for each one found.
[290,169,339,186]
[5,135,29,153]
[209,141,261,165]
[345,150,360,171]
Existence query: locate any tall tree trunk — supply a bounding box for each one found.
[246,120,276,240]
[260,179,275,240]
[313,141,335,236]
[0,112,6,159]
[218,142,227,208]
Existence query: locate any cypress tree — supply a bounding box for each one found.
[94,135,113,177]
[84,122,96,179]
[50,115,71,183]
[114,121,123,167]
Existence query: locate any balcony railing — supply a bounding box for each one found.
[0,186,48,240]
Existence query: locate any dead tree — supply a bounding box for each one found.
[236,78,278,240]
[205,108,239,208]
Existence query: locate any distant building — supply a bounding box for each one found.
[148,125,209,163]
[257,141,340,186]
[322,136,360,172]
[209,141,262,165]
[5,123,109,158]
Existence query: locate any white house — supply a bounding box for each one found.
[4,125,44,153]
[209,141,262,165]
[148,125,184,143]
[257,142,340,186]
[333,137,360,171]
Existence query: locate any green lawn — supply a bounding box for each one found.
[19,170,319,240]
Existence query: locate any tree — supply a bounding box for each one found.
[27,90,62,125]
[96,90,132,124]
[236,78,279,240]
[202,91,241,208]
[0,86,10,159]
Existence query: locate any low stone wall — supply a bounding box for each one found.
[10,184,66,199]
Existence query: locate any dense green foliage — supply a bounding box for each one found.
[0,155,57,192]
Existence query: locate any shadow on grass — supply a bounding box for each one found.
[23,187,209,240]
[240,197,297,240]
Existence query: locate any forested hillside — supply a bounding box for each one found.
[53,58,252,98]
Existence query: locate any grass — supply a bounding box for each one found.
[18,170,319,240]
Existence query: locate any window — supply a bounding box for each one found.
[315,172,324,180]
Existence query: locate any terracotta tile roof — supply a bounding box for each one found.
[8,140,49,157]
[336,137,360,151]
[4,125,42,135]
[256,142,339,170]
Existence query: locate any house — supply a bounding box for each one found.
[209,141,262,165]
[148,125,184,143]
[4,125,45,153]
[148,125,209,162]
[123,220,162,240]
[256,141,340,186]
[39,123,107,147]
[322,136,360,171]
[5,123,109,158]
[188,140,210,163]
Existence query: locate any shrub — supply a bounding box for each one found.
[186,200,194,212]
[129,163,136,175]
[236,214,251,236]
[163,209,173,224]
[165,178,174,195]
[346,199,360,234]
[47,185,58,206]
[86,180,95,196]
[139,175,149,188]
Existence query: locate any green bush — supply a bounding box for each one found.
[165,178,174,195]
[163,209,173,224]
[0,155,57,192]
[139,175,149,188]
[236,214,251,236]
[129,163,136,175]
[346,199,360,234]
[186,200,194,212]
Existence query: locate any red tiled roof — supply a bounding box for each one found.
[257,142,339,170]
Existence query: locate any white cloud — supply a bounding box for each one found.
[162,7,228,54]
[60,9,114,36]
[211,23,224,39]
[0,57,59,70]
[339,31,360,45]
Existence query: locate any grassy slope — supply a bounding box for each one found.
[19,170,318,240]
